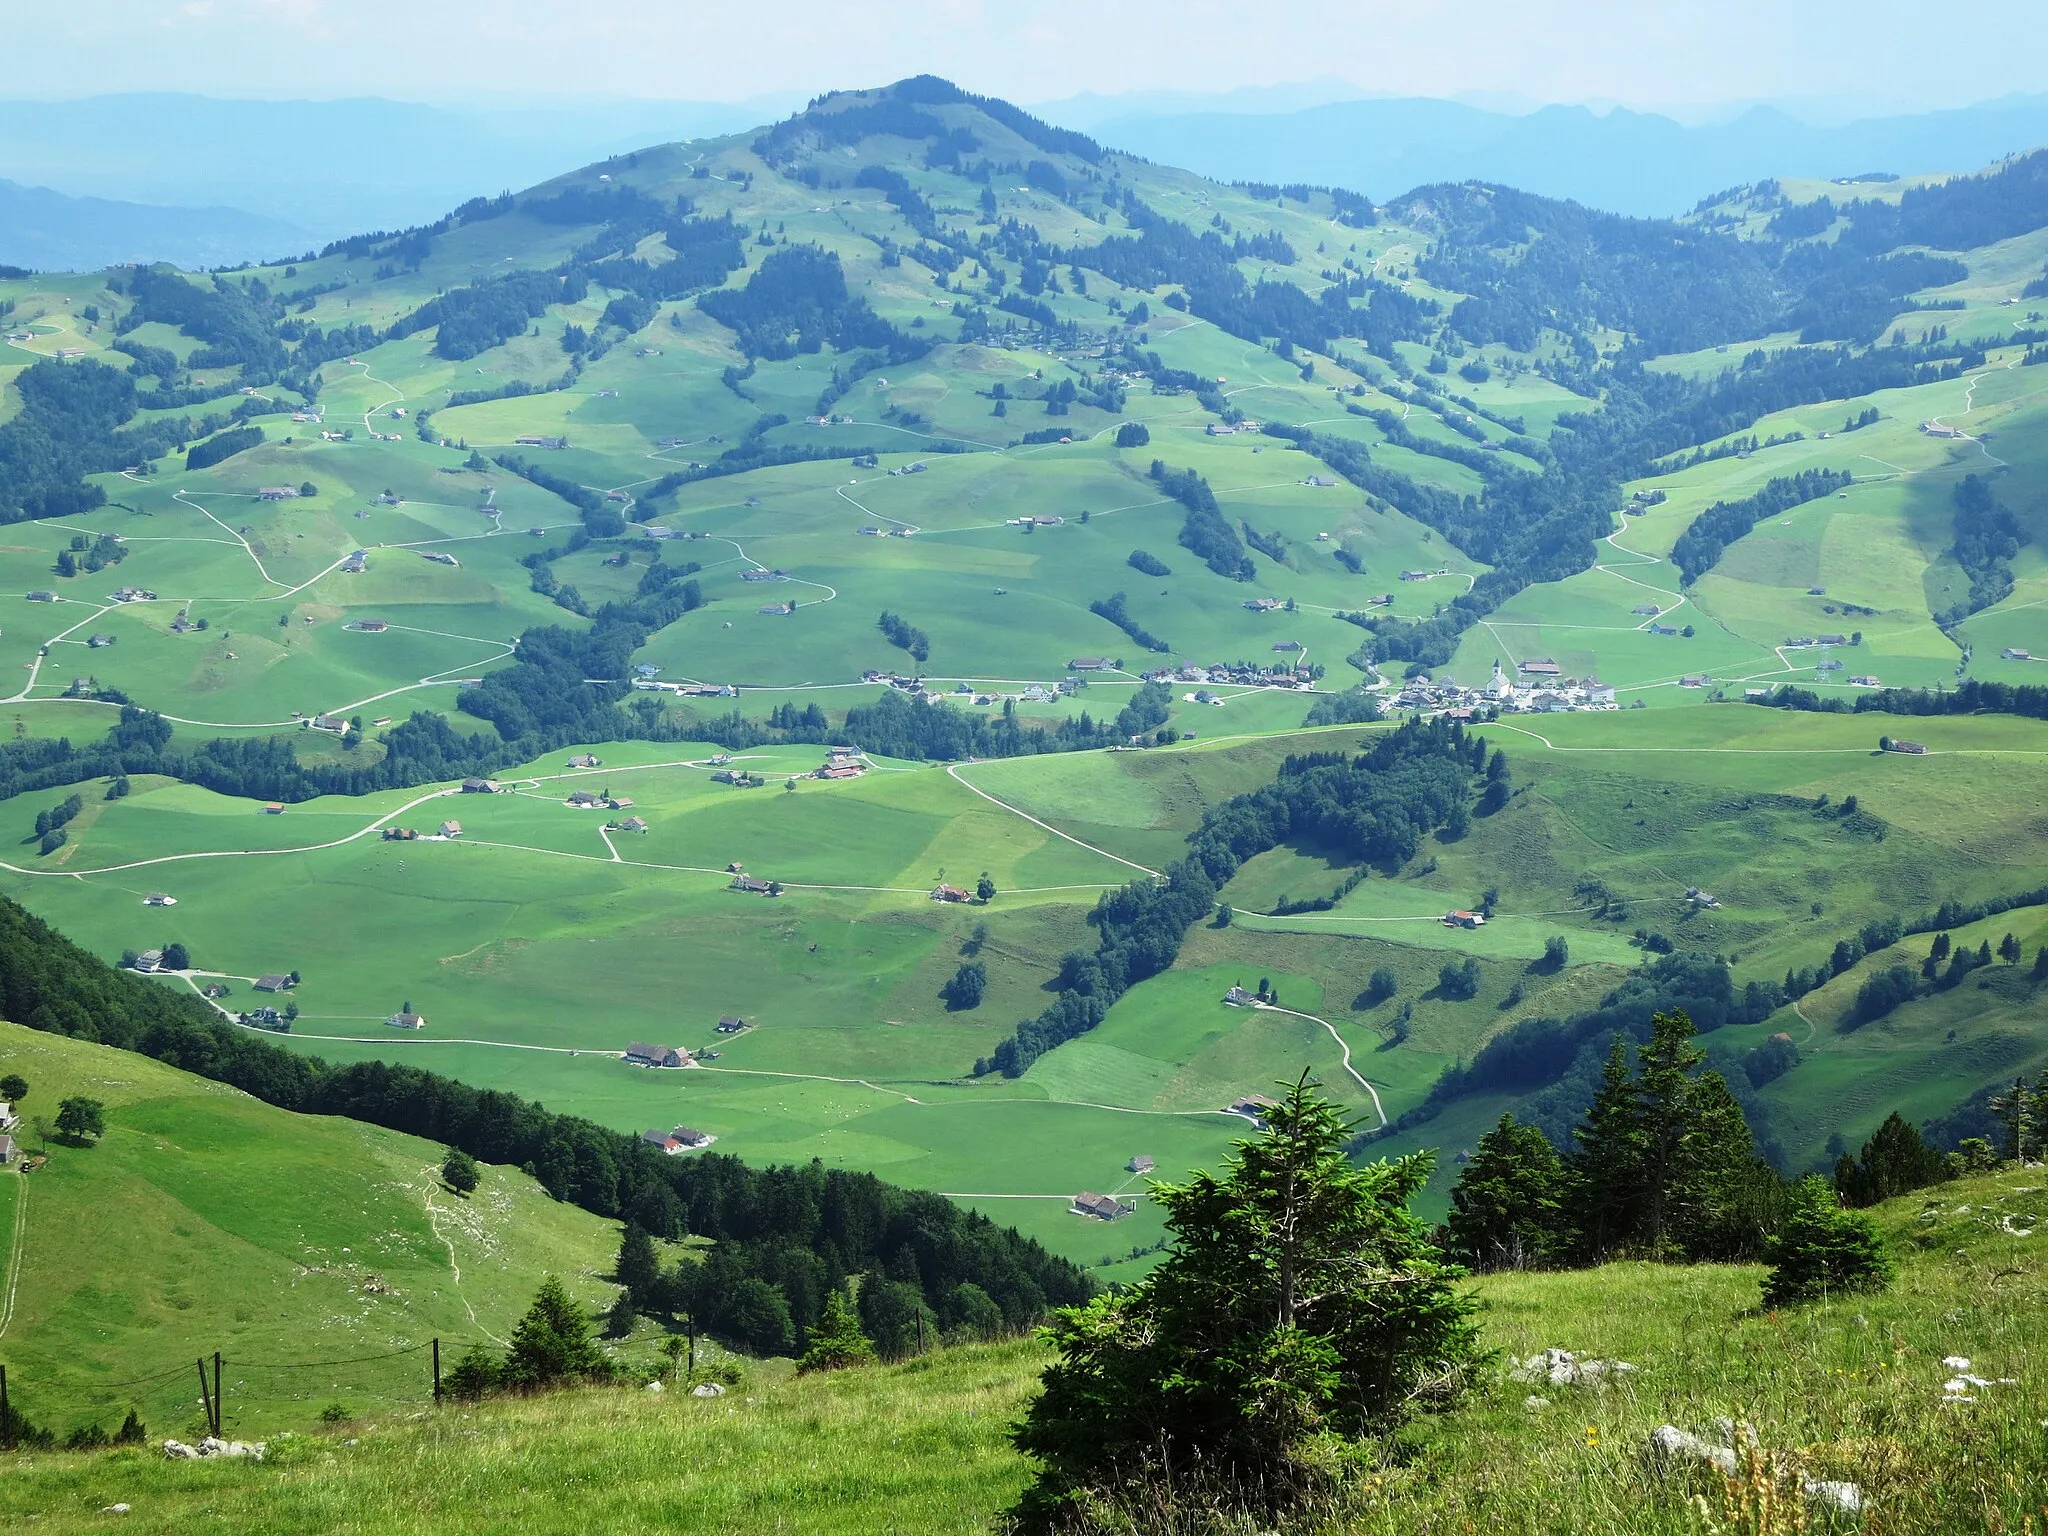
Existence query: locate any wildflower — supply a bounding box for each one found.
[1942,1355,1972,1370]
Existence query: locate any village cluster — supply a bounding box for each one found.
[1389,659,1620,716]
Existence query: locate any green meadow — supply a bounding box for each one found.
[0,1021,620,1439]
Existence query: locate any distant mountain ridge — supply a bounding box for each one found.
[1081,93,2048,216]
[0,178,310,272]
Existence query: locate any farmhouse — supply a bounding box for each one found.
[134,949,164,973]
[25,591,54,602]
[253,974,292,992]
[625,1042,694,1069]
[642,1126,714,1153]
[1680,674,1710,688]
[716,1016,747,1034]
[1632,604,1661,616]
[386,1010,426,1030]
[1272,640,1303,653]
[1517,659,1562,677]
[1887,740,1928,755]
[815,764,862,781]
[1073,1192,1134,1221]
[758,603,793,616]
[741,568,790,582]
[143,892,176,907]
[382,826,418,840]
[566,790,602,807]
[514,435,568,450]
[1400,570,1432,582]
[1242,597,1282,612]
[1223,984,1254,1005]
[1302,475,1337,488]
[1849,674,1881,687]
[439,820,462,837]
[730,874,777,894]
[930,883,972,903]
[2003,648,2033,661]
[460,778,501,793]
[1227,1094,1278,1125]
[421,552,459,567]
[262,803,285,814]
[1068,657,1111,671]
[567,754,602,768]
[1648,623,1679,636]
[0,1134,15,1166]
[341,551,368,574]
[1444,910,1486,929]
[311,714,346,732]
[349,619,388,632]
[258,486,298,501]
[612,815,649,833]
[1127,1155,1155,1174]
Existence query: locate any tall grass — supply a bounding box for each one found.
[7,1173,2048,1534]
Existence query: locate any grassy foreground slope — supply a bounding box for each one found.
[0,1020,622,1439]
[5,1169,2046,1533]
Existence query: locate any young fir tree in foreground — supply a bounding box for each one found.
[1762,1175,1893,1308]
[798,1287,878,1373]
[1010,1074,1479,1530]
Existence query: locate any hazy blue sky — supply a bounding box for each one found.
[21,0,2047,114]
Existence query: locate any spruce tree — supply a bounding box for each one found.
[1989,1078,2036,1163]
[1761,1176,1893,1308]
[1565,1037,1645,1259]
[502,1277,608,1387]
[1010,1074,1479,1528]
[616,1224,660,1304]
[1671,1070,1773,1260]
[1834,1111,1949,1206]
[1634,1010,1706,1255]
[798,1287,878,1373]
[1445,1113,1561,1270]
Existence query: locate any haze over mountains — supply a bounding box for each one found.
[1081,92,2048,217]
[8,86,2048,271]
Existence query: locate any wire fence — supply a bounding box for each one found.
[0,1337,474,1448]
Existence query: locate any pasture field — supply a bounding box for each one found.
[11,87,2048,1296]
[0,705,2043,1262]
[0,1021,621,1440]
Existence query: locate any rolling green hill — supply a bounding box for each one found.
[5,77,2048,1259]
[0,1018,622,1440]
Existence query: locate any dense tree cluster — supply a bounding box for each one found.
[875,610,930,664]
[1669,468,1854,584]
[1443,1011,1780,1270]
[184,425,265,472]
[1087,592,1167,653]
[1944,472,2023,622]
[388,270,563,361]
[1150,461,1254,580]
[700,246,921,360]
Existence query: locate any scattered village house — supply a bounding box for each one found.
[1073,1191,1134,1221]
[930,883,971,903]
[460,778,501,794]
[439,820,462,837]
[624,1042,694,1069]
[641,1125,714,1154]
[253,973,293,992]
[386,1009,426,1030]
[1127,1154,1155,1174]
[716,1015,747,1034]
